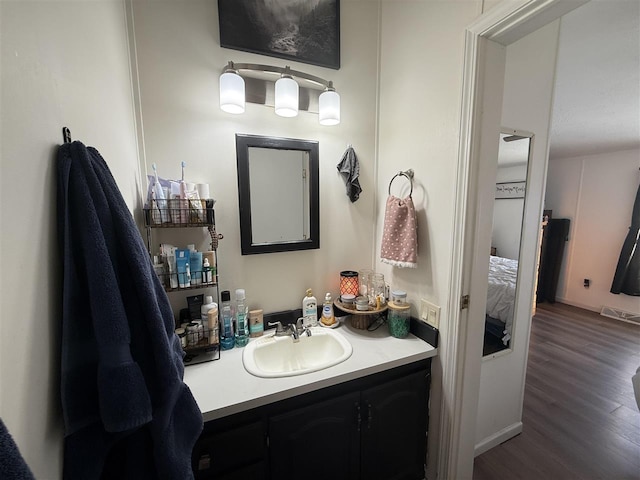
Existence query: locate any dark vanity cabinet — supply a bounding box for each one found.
[269,392,361,480]
[192,360,431,480]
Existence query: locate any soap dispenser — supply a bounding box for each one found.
[302,289,318,327]
[321,292,335,326]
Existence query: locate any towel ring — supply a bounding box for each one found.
[388,169,414,197]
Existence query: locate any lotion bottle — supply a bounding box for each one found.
[302,289,318,327]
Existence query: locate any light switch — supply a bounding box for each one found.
[420,299,440,329]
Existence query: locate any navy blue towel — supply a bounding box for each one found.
[57,141,203,479]
[0,418,35,480]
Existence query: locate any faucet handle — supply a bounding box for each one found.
[267,321,284,334]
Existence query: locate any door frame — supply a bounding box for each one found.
[441,1,589,478]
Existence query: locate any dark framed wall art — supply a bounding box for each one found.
[218,0,340,70]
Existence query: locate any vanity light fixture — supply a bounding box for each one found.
[219,65,245,114]
[219,61,340,126]
[274,68,299,118]
[318,82,340,126]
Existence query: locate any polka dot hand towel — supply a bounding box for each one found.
[380,195,417,268]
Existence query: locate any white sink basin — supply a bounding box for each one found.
[242,327,353,378]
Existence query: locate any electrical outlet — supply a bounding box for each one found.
[420,299,440,329]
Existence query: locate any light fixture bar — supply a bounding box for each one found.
[220,61,340,125]
[225,61,333,91]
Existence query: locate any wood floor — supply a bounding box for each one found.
[473,301,640,480]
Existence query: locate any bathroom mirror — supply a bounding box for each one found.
[483,129,532,356]
[236,134,319,255]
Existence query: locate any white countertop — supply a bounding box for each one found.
[183,319,438,422]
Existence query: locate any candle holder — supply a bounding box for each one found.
[340,270,359,298]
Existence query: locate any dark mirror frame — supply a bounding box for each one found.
[236,134,320,255]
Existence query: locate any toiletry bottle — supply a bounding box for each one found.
[249,309,264,338]
[207,306,219,345]
[202,258,213,284]
[321,292,335,326]
[235,289,249,347]
[220,290,235,350]
[201,295,217,324]
[302,289,318,327]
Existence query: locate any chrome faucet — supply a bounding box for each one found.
[289,323,300,342]
[268,319,312,343]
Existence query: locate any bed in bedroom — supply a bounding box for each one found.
[485,255,518,348]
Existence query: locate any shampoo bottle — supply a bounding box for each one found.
[302,289,318,327]
[321,292,335,326]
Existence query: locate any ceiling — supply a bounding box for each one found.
[549,0,640,160]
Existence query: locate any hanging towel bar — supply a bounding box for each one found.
[388,169,414,197]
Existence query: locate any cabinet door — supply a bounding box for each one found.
[360,370,428,480]
[269,392,360,480]
[192,420,266,479]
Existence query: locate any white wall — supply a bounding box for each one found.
[376,1,482,476]
[0,1,140,478]
[129,0,379,315]
[475,20,560,453]
[545,148,640,315]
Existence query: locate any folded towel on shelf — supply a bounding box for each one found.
[380,195,418,268]
[0,418,35,480]
[336,145,362,202]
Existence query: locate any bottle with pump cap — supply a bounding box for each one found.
[235,289,249,347]
[220,290,235,350]
[302,289,318,327]
[321,292,336,326]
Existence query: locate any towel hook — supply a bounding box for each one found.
[62,127,72,144]
[388,169,414,197]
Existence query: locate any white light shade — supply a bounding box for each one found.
[319,89,341,126]
[219,71,245,114]
[275,76,299,117]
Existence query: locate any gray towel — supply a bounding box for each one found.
[337,146,362,202]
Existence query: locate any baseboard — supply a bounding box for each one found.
[553,297,599,313]
[474,421,523,457]
[553,298,640,325]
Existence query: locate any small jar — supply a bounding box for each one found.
[175,327,187,348]
[387,301,411,338]
[186,322,201,346]
[355,296,369,311]
[341,293,356,305]
[391,290,407,304]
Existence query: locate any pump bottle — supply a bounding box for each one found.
[302,289,318,327]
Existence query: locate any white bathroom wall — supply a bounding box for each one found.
[129,0,380,315]
[545,148,640,315]
[376,1,483,476]
[0,1,141,478]
[475,20,560,453]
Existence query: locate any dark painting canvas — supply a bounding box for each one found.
[218,0,340,70]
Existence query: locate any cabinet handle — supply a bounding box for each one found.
[367,402,373,430]
[355,402,361,431]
